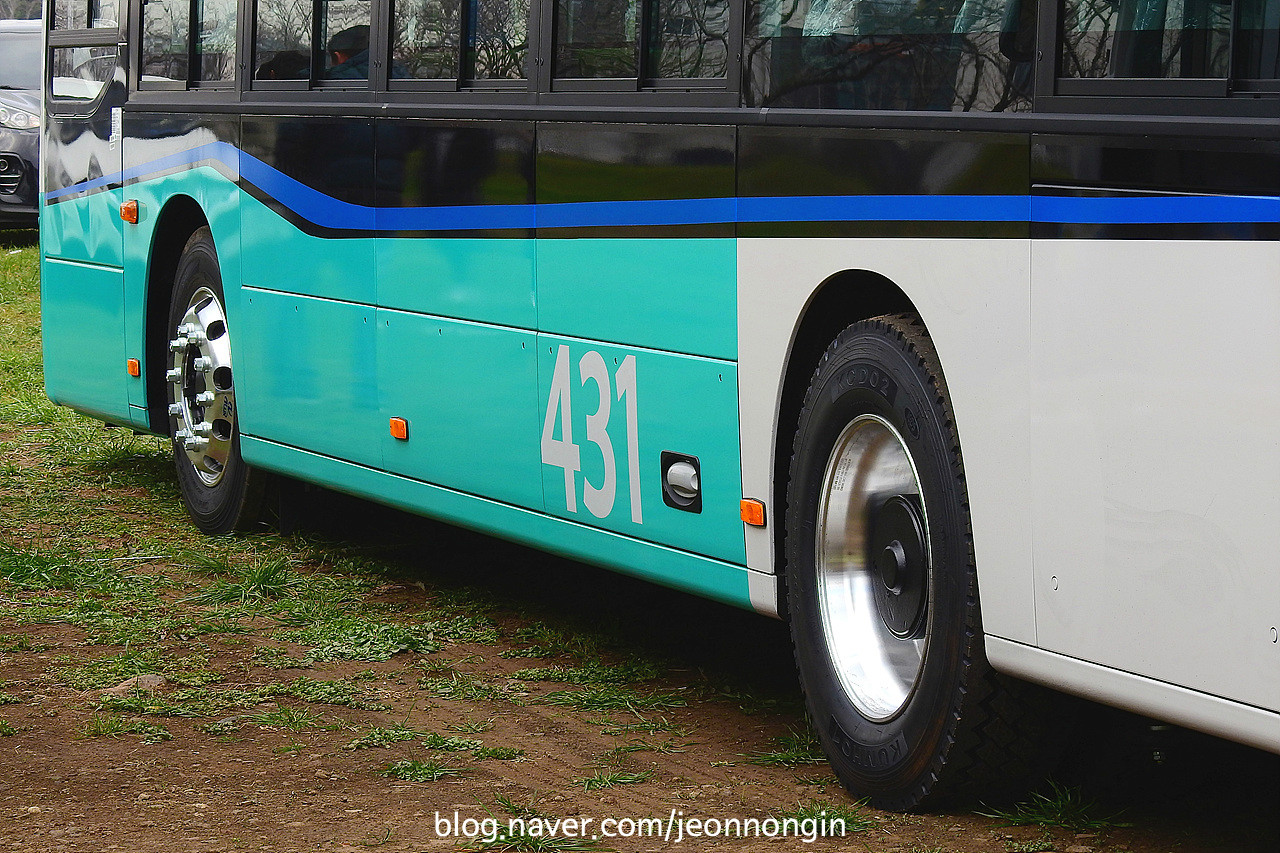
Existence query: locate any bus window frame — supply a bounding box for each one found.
[1036,0,1280,114]
[47,26,123,116]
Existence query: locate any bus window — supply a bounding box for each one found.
[143,0,191,83]
[1061,0,1232,79]
[390,0,464,79]
[465,0,530,80]
[50,45,117,100]
[744,0,1035,110]
[647,0,730,78]
[322,3,373,80]
[1236,0,1280,78]
[197,0,239,82]
[553,0,640,78]
[256,0,313,80]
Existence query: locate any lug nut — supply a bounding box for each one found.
[169,337,188,352]
[193,357,212,372]
[196,391,216,405]
[167,403,183,417]
[184,436,207,451]
[165,368,183,382]
[193,422,213,436]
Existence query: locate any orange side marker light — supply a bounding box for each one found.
[126,358,141,377]
[740,498,767,528]
[120,199,140,224]
[389,417,409,441]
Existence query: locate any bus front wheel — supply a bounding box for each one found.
[785,313,1051,810]
[165,226,263,534]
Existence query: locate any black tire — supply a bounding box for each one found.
[785,313,1056,811]
[165,227,263,534]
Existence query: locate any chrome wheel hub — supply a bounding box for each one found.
[168,287,235,486]
[816,414,931,722]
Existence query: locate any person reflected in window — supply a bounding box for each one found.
[327,25,370,79]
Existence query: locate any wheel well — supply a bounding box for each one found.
[144,196,209,434]
[771,269,918,617]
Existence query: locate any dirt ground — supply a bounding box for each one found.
[1,475,1277,853]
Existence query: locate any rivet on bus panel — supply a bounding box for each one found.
[740,499,767,527]
[389,417,409,441]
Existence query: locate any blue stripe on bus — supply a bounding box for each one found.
[44,143,1280,228]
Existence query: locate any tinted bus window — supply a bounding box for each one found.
[197,0,239,81]
[648,0,730,78]
[1236,0,1280,78]
[466,0,529,79]
[1061,0,1231,78]
[744,0,1034,110]
[391,0,464,78]
[256,0,314,80]
[143,0,191,82]
[554,0,639,77]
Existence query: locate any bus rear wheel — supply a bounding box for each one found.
[785,313,1052,811]
[165,227,263,534]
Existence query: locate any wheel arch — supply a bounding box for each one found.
[144,195,210,434]
[770,269,920,618]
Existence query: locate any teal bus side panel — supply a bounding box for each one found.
[535,238,737,360]
[41,258,131,424]
[239,194,376,305]
[537,334,746,564]
[40,181,123,271]
[378,309,543,510]
[237,288,381,469]
[242,435,755,611]
[377,238,535,329]
[121,164,244,426]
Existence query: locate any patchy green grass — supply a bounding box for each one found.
[83,712,172,744]
[346,725,419,750]
[978,781,1131,832]
[379,759,463,782]
[774,799,875,833]
[472,745,523,760]
[511,659,662,685]
[0,719,17,736]
[745,726,826,767]
[577,769,652,791]
[276,615,439,662]
[542,684,684,714]
[53,649,217,690]
[419,672,516,703]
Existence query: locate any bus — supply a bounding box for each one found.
[40,0,1280,810]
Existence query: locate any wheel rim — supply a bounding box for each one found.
[816,414,932,722]
[168,286,236,487]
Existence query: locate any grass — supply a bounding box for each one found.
[276,615,439,662]
[53,649,217,690]
[511,659,662,685]
[83,712,172,744]
[379,759,463,782]
[978,781,1131,831]
[185,557,303,605]
[419,672,516,703]
[0,720,16,736]
[577,769,653,790]
[346,723,426,750]
[744,726,827,767]
[472,746,524,760]
[774,799,876,833]
[541,685,684,714]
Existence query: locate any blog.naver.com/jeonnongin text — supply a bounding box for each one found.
[433,809,848,844]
